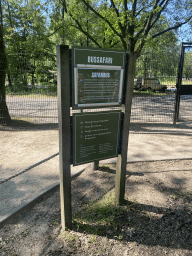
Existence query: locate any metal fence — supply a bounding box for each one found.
[1,53,58,127]
[131,94,176,123]
[174,43,192,123]
[6,94,58,125]
[3,49,192,127]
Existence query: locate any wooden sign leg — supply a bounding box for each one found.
[57,45,72,230]
[115,52,137,205]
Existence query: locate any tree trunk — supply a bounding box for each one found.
[0,19,11,124]
[7,71,13,89]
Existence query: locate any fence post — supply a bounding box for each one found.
[173,43,185,124]
[174,91,180,124]
[94,160,99,170]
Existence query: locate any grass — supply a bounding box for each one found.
[59,231,80,248]
[71,191,138,236]
[170,191,191,201]
[160,77,192,86]
[6,91,57,97]
[100,164,115,173]
[159,78,177,86]
[133,90,170,96]
[58,190,140,253]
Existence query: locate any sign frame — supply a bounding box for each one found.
[74,64,124,108]
[72,46,126,109]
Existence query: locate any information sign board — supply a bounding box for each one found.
[73,111,121,166]
[72,47,125,108]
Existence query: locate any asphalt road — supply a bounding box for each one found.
[6,95,58,124]
[6,93,183,124]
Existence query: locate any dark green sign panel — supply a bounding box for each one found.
[73,111,121,166]
[72,47,125,108]
[73,47,125,66]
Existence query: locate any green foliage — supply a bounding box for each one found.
[1,0,192,96]
[51,0,192,54]
[3,0,55,93]
[183,52,192,79]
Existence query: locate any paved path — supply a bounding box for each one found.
[1,121,192,225]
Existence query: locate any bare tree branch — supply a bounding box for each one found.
[80,0,125,45]
[132,0,137,17]
[126,0,138,51]
[68,12,102,48]
[135,0,159,54]
[124,0,128,10]
[135,0,158,43]
[152,16,192,38]
[110,0,120,17]
[135,7,145,17]
[143,0,158,36]
[149,0,169,30]
[47,26,63,37]
[135,0,170,53]
[110,0,125,37]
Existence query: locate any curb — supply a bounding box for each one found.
[0,165,89,228]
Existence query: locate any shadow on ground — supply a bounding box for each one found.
[1,161,192,255]
[130,122,192,135]
[0,119,58,131]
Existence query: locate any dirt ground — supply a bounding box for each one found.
[0,159,192,256]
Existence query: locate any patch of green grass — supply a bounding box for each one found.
[7,91,57,97]
[170,191,191,201]
[181,191,191,200]
[100,165,114,173]
[59,231,80,248]
[73,192,119,234]
[170,194,177,199]
[72,192,138,237]
[133,90,168,96]
[87,234,98,244]
[159,78,176,86]
[114,234,123,240]
[101,164,110,169]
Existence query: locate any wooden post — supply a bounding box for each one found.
[57,45,72,230]
[115,51,137,205]
[94,160,99,170]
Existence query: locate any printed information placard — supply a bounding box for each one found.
[73,111,121,166]
[72,47,125,108]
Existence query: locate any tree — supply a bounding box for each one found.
[60,1,192,52]
[0,0,10,124]
[183,51,192,80]
[0,0,56,122]
[135,29,180,78]
[3,0,54,91]
[49,0,105,47]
